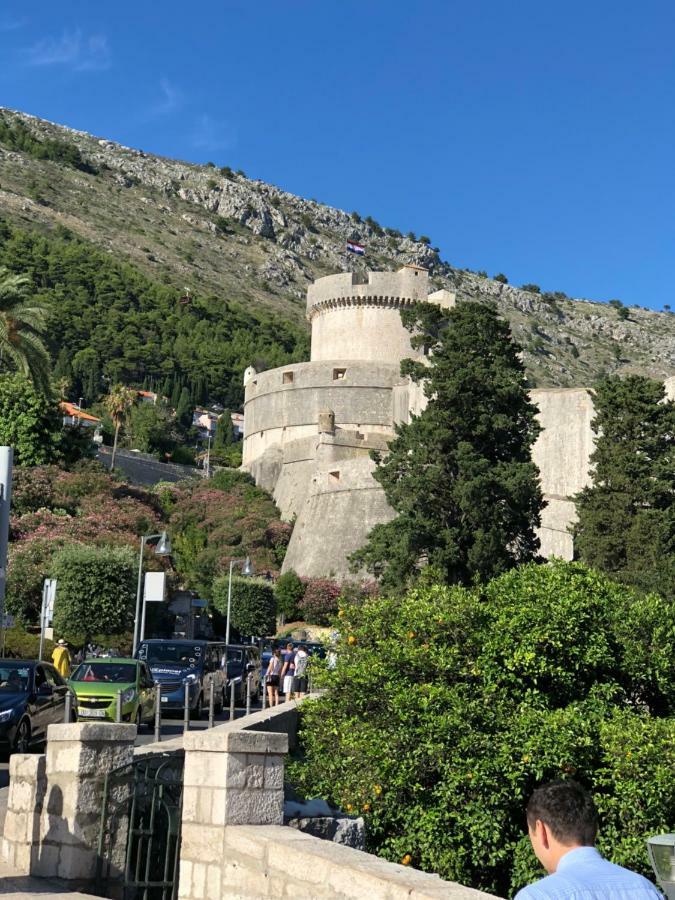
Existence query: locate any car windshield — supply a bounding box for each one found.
[71,663,137,684]
[138,643,203,666]
[225,649,243,663]
[0,664,30,692]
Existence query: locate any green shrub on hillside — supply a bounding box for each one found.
[0,375,62,465]
[290,561,675,896]
[212,575,275,637]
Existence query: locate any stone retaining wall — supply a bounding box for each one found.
[185,824,497,899]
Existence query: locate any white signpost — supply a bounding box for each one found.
[38,578,57,661]
[139,571,166,645]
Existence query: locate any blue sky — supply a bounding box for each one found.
[1,0,674,311]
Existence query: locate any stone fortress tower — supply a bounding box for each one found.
[242,265,674,579]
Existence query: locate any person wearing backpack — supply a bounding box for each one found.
[293,645,309,698]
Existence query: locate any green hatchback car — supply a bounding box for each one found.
[68,658,156,728]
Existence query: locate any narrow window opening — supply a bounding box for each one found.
[282,371,294,384]
[329,470,340,482]
[333,368,347,380]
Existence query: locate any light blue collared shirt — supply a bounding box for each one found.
[515,846,664,899]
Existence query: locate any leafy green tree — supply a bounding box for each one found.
[0,374,61,464]
[212,575,275,636]
[574,375,675,601]
[352,302,543,588]
[51,545,136,639]
[128,402,170,454]
[104,384,136,471]
[0,267,51,394]
[291,561,675,896]
[274,570,304,622]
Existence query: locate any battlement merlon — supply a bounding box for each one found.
[306,265,455,320]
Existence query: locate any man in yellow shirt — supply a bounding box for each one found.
[51,640,71,678]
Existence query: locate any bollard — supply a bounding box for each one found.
[245,673,252,717]
[64,690,72,723]
[229,680,235,721]
[116,690,123,723]
[261,676,267,710]
[154,685,162,743]
[208,679,215,728]
[183,681,190,732]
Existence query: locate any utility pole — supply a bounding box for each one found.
[0,448,14,658]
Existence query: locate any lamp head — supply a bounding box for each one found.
[154,531,172,556]
[647,834,675,899]
[241,556,254,577]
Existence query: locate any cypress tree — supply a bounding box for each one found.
[574,375,675,600]
[175,386,192,429]
[351,301,544,588]
[213,409,235,449]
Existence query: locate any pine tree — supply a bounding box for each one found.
[351,301,544,588]
[574,375,675,600]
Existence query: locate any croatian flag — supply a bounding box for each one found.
[346,241,365,256]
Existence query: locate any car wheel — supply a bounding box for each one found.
[135,709,142,731]
[13,719,31,755]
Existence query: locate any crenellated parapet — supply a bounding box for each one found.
[306,265,454,364]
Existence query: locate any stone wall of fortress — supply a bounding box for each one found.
[242,267,672,579]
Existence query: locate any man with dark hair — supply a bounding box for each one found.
[516,780,663,899]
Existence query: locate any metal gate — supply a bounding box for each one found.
[96,753,184,900]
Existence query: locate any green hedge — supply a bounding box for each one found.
[212,574,275,637]
[51,545,136,639]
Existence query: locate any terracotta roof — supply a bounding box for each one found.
[60,402,101,424]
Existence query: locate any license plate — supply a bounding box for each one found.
[161,696,168,703]
[78,707,106,718]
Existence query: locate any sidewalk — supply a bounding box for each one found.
[0,861,94,898]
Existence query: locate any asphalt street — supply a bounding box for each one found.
[0,696,265,785]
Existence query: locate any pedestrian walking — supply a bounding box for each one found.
[265,648,283,707]
[51,639,72,678]
[280,642,296,699]
[515,780,663,898]
[293,645,309,699]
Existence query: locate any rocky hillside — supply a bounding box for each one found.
[1,107,674,389]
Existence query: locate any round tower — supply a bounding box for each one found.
[307,265,433,365]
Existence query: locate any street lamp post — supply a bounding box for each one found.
[132,531,172,655]
[647,834,675,899]
[225,556,253,645]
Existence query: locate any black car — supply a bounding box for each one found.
[0,660,76,754]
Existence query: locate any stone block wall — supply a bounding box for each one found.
[202,825,498,900]
[1,753,46,872]
[1,722,136,884]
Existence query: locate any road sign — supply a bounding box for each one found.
[144,571,166,602]
[43,578,57,625]
[1,613,13,629]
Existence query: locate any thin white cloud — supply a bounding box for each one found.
[0,15,29,32]
[191,114,235,153]
[23,30,111,72]
[150,78,184,116]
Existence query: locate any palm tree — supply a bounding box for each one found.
[0,267,51,394]
[104,385,136,472]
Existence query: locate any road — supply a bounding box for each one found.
[0,696,264,787]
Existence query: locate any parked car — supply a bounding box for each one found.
[224,644,261,705]
[136,640,227,719]
[0,659,76,755]
[68,658,156,728]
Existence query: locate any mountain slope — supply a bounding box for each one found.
[0,106,673,398]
